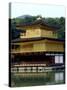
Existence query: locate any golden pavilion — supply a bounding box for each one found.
[11,17,65,72]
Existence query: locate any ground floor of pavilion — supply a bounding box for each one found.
[11,52,65,73]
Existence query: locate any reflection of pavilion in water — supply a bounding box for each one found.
[12,70,65,86]
[55,72,64,83]
[10,17,65,72]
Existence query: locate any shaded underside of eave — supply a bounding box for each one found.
[11,51,65,55]
[11,37,65,43]
[15,29,26,33]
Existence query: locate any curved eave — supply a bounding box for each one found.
[11,37,65,43]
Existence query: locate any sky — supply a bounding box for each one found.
[11,2,65,18]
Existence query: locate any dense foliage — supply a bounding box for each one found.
[10,15,65,40]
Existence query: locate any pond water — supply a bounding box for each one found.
[11,70,65,87]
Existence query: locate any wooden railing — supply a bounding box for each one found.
[12,64,46,67]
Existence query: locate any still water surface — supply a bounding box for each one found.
[11,70,65,87]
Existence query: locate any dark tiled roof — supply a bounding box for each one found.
[11,37,65,43]
[16,19,59,30]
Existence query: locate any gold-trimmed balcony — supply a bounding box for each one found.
[11,48,33,54]
[11,37,64,54]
